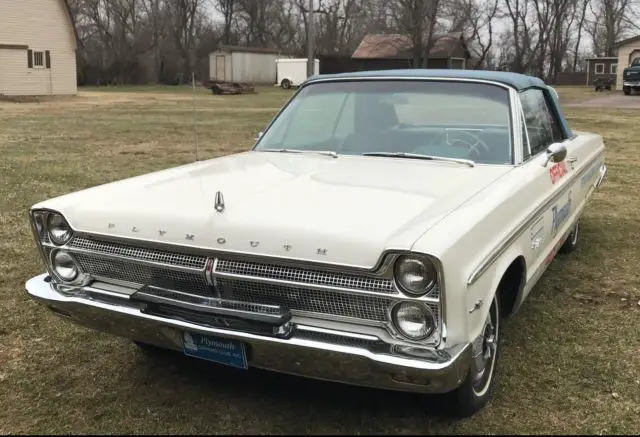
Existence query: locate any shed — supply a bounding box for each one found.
[613,35,640,90]
[585,57,618,86]
[0,0,78,96]
[351,32,471,70]
[209,46,292,84]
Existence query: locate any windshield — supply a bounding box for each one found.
[254,80,514,165]
[632,58,640,67]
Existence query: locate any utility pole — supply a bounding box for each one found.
[307,0,315,78]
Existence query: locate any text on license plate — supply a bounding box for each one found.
[181,331,248,370]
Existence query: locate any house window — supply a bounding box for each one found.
[27,49,50,69]
[33,51,44,67]
[595,63,605,74]
[611,63,618,74]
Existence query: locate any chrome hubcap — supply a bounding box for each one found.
[571,221,580,245]
[471,298,499,396]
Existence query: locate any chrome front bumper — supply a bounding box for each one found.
[25,273,471,394]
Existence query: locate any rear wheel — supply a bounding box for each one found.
[559,219,580,254]
[280,79,292,90]
[445,293,500,417]
[624,86,631,95]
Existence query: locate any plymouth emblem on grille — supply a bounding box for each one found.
[214,190,225,213]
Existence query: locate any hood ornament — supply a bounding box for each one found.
[214,190,225,213]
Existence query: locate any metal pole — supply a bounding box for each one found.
[307,0,315,77]
[192,72,199,162]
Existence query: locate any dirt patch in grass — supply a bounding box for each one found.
[0,85,638,434]
[566,92,640,108]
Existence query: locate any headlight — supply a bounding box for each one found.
[51,250,79,282]
[393,254,437,296]
[32,211,46,239]
[390,301,436,340]
[47,213,72,245]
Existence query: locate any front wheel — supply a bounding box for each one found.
[624,86,631,95]
[445,293,500,417]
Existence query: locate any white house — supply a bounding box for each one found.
[0,0,78,96]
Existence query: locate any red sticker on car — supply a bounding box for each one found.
[549,161,568,184]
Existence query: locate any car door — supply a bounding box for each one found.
[517,88,589,299]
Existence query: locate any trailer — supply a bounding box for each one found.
[276,58,319,89]
[203,80,256,95]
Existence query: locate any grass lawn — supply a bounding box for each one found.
[0,85,638,434]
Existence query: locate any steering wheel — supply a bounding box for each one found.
[448,130,491,159]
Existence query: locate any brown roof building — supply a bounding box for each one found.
[351,32,471,69]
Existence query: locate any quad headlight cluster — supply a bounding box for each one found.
[390,254,440,342]
[31,210,85,285]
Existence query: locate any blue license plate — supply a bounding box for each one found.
[181,331,248,370]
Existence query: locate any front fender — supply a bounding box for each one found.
[464,245,525,344]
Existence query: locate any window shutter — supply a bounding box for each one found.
[45,50,51,68]
[27,49,33,68]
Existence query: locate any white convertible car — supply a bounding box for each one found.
[25,70,606,417]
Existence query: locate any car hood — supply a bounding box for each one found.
[36,151,513,268]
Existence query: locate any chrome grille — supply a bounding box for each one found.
[59,236,441,330]
[70,237,207,270]
[217,277,396,321]
[215,258,395,294]
[74,252,209,293]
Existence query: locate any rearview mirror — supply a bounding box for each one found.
[542,142,567,167]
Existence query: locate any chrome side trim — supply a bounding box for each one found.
[467,151,605,286]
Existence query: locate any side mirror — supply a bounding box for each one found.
[255,131,263,141]
[542,142,567,167]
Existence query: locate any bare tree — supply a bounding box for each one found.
[442,0,500,69]
[214,0,236,45]
[585,0,636,56]
[387,0,442,68]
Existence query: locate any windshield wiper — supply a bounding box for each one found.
[258,148,338,158]
[361,152,475,168]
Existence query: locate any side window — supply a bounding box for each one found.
[519,89,564,158]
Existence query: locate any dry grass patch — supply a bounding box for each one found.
[0,85,638,435]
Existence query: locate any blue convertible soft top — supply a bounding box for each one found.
[304,69,574,139]
[305,69,547,91]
